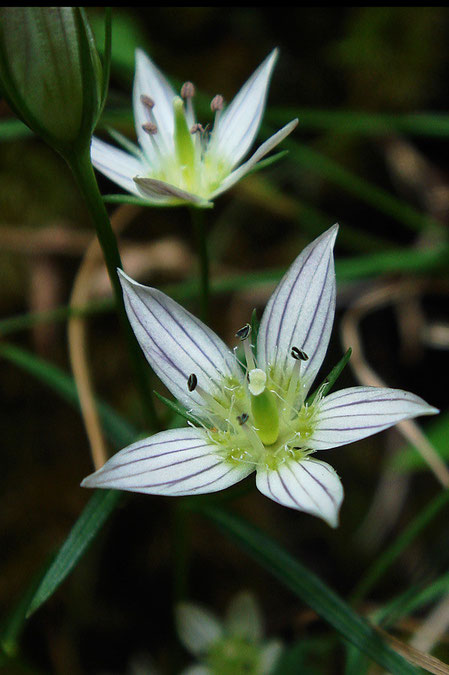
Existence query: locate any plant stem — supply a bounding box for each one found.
[190,207,209,322]
[66,147,160,431]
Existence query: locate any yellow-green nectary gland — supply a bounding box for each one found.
[248,368,279,445]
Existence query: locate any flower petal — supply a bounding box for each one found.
[308,386,439,451]
[210,119,298,199]
[176,602,223,656]
[256,458,343,527]
[81,427,252,496]
[225,591,263,643]
[133,48,176,160]
[257,225,338,396]
[210,49,278,168]
[134,177,212,207]
[119,270,242,413]
[259,640,284,675]
[90,136,145,196]
[180,666,211,675]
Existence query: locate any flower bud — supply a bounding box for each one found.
[0,7,105,156]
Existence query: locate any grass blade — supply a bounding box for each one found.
[197,505,419,675]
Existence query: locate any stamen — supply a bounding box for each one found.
[142,122,158,135]
[190,123,204,134]
[181,81,195,99]
[285,346,307,411]
[140,94,155,109]
[211,95,224,137]
[236,323,255,370]
[236,323,251,340]
[187,373,197,392]
[237,413,249,425]
[210,95,224,112]
[291,347,309,361]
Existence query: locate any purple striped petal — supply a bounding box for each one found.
[90,137,145,196]
[209,49,278,169]
[308,386,439,451]
[81,427,252,496]
[133,48,176,161]
[210,119,298,199]
[256,458,343,527]
[257,226,338,395]
[119,270,242,413]
[176,603,223,656]
[134,177,211,207]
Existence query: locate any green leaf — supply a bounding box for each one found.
[26,489,121,617]
[0,342,136,448]
[351,489,449,604]
[196,506,419,675]
[268,108,449,138]
[279,136,444,235]
[306,347,352,404]
[154,390,200,426]
[389,412,449,472]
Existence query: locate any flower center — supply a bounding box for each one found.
[140,83,231,197]
[186,323,320,471]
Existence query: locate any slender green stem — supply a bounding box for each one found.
[66,146,160,431]
[190,207,210,322]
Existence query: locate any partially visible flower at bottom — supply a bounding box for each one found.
[176,591,283,675]
[81,225,438,526]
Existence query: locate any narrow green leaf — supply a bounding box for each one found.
[268,108,449,138]
[280,137,444,235]
[351,489,449,604]
[0,342,136,448]
[196,506,419,674]
[306,347,352,404]
[154,390,199,426]
[26,489,121,617]
[389,412,449,472]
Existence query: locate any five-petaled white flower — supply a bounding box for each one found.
[82,226,438,526]
[176,591,283,675]
[91,48,298,207]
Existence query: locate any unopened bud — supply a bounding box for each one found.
[210,94,224,112]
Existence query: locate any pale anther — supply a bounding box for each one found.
[210,94,224,112]
[181,81,195,99]
[237,413,249,425]
[140,94,155,109]
[142,122,158,135]
[291,346,309,361]
[235,323,251,341]
[187,373,198,392]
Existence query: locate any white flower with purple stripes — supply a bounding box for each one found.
[90,48,297,207]
[81,225,438,526]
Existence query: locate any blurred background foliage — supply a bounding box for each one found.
[1,7,449,674]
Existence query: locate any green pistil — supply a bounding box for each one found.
[173,96,195,180]
[250,387,279,446]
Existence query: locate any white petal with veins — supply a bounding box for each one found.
[256,458,344,527]
[308,386,439,450]
[257,225,338,396]
[81,427,252,495]
[210,49,278,168]
[119,271,242,413]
